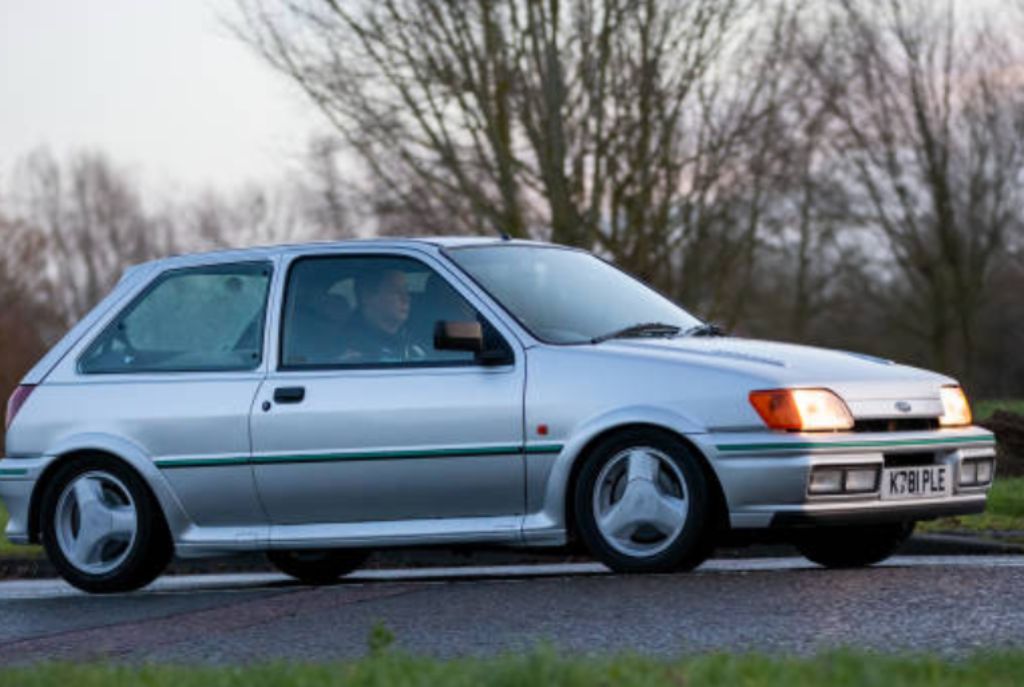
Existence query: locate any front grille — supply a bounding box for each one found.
[884,452,936,468]
[853,417,940,433]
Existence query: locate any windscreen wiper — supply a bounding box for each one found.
[682,323,726,337]
[590,322,681,344]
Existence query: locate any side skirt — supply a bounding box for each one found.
[174,515,559,557]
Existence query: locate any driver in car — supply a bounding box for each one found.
[342,268,425,362]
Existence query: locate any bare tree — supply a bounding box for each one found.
[11,150,177,326]
[800,0,1024,384]
[181,138,355,249]
[300,135,352,236]
[7,145,357,337]
[186,184,309,249]
[0,211,56,446]
[237,0,814,322]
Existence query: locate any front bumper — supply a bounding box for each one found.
[0,455,56,545]
[700,427,997,529]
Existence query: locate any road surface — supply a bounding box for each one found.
[1,556,1022,664]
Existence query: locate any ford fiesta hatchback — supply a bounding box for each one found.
[0,238,996,592]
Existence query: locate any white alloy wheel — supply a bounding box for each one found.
[54,471,139,575]
[591,446,689,558]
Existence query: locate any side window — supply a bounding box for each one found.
[281,255,508,368]
[80,262,273,374]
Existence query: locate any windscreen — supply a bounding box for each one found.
[447,246,700,344]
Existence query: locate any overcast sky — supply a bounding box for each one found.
[0,0,319,195]
[1,0,1017,201]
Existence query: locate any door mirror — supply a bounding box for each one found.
[434,320,514,365]
[434,320,484,352]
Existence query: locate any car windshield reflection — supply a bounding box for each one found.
[447,246,701,344]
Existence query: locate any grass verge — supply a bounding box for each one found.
[975,398,1024,421]
[0,501,41,557]
[2,650,1024,687]
[918,476,1024,539]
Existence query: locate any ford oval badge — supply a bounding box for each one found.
[895,401,912,413]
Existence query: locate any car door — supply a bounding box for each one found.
[249,249,525,533]
[68,260,275,532]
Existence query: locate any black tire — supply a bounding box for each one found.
[795,521,915,568]
[573,428,715,573]
[40,455,173,594]
[267,549,368,584]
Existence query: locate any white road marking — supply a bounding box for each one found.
[0,555,1022,600]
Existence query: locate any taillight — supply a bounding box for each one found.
[5,385,35,431]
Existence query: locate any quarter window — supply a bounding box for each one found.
[80,262,272,374]
[281,255,508,368]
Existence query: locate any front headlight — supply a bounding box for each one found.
[939,386,972,427]
[748,388,854,431]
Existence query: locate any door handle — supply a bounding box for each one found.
[273,386,306,404]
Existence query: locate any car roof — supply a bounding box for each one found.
[135,235,554,272]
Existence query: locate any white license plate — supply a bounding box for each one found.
[881,465,950,500]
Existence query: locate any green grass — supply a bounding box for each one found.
[918,476,1024,537]
[974,399,1024,421]
[0,500,41,557]
[987,477,1024,518]
[3,650,1024,687]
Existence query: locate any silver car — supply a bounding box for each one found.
[0,239,995,592]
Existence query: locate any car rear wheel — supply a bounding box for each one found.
[794,522,915,568]
[40,456,172,594]
[267,549,368,584]
[574,428,714,573]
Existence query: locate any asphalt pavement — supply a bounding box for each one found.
[1,556,1022,664]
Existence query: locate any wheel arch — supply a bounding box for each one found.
[528,405,728,545]
[560,422,729,547]
[28,435,190,544]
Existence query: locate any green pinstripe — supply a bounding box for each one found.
[715,434,996,454]
[0,468,29,477]
[156,457,247,469]
[155,443,563,469]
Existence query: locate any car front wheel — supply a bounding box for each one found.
[574,428,714,573]
[794,522,915,568]
[267,549,368,584]
[40,456,172,594]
